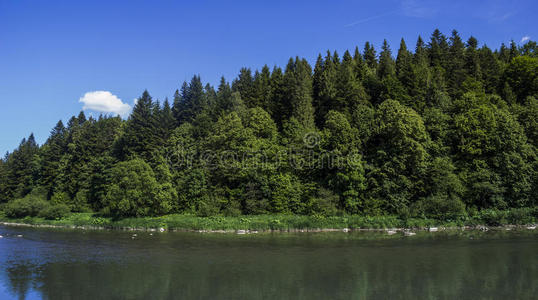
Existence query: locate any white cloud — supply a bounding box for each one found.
[521,36,530,43]
[79,91,131,117]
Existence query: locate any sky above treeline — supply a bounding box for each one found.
[0,0,536,154]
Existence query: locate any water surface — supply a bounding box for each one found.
[0,226,536,299]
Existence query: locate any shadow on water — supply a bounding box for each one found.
[0,226,537,299]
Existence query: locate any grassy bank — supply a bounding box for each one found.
[0,207,536,232]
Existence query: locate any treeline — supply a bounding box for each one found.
[0,29,537,220]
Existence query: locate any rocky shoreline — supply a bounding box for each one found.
[1,221,536,235]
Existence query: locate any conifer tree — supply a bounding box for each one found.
[428,29,449,69]
[253,65,272,112]
[283,57,315,130]
[269,66,286,127]
[160,98,176,141]
[378,39,396,79]
[232,68,255,107]
[363,42,377,69]
[465,36,482,79]
[335,50,368,115]
[215,77,233,113]
[116,90,159,160]
[171,89,183,124]
[313,51,338,125]
[39,120,67,198]
[447,30,466,97]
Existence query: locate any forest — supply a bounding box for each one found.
[1,29,537,222]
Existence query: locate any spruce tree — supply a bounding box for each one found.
[428,29,449,69]
[171,89,183,124]
[232,68,255,107]
[378,39,395,79]
[39,120,67,198]
[363,42,377,69]
[283,57,315,130]
[253,65,272,112]
[116,90,159,160]
[447,30,466,97]
[335,50,368,115]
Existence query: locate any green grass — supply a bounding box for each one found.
[0,207,536,232]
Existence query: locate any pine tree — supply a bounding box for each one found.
[171,88,183,124]
[77,111,87,125]
[335,50,368,115]
[465,36,482,79]
[313,51,338,125]
[283,57,315,130]
[509,40,518,60]
[116,90,159,160]
[253,65,272,112]
[414,35,427,63]
[269,66,286,127]
[0,157,7,203]
[396,38,414,92]
[447,30,466,97]
[4,134,40,198]
[232,68,255,107]
[378,39,395,79]
[498,43,511,63]
[479,45,502,94]
[215,76,233,113]
[353,46,366,80]
[39,120,67,198]
[363,42,377,69]
[428,29,449,69]
[160,98,176,141]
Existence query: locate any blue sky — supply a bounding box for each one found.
[0,0,536,154]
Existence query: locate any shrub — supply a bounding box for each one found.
[506,208,535,225]
[38,204,70,220]
[478,209,508,226]
[4,195,50,218]
[411,194,466,221]
[50,191,71,205]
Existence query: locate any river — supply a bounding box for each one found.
[0,225,536,299]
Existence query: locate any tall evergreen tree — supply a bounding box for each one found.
[465,36,482,80]
[116,90,159,160]
[378,39,395,79]
[39,120,67,198]
[447,30,466,97]
[160,98,176,141]
[171,88,183,124]
[283,57,315,130]
[335,50,368,115]
[313,51,338,125]
[363,42,377,69]
[232,68,255,107]
[428,29,449,69]
[253,65,272,112]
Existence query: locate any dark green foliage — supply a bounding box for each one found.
[38,203,70,220]
[103,158,175,217]
[4,192,49,218]
[3,134,40,199]
[1,29,537,221]
[503,56,538,103]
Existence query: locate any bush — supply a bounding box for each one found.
[50,191,71,205]
[411,194,466,221]
[478,209,508,226]
[38,204,70,220]
[4,195,50,218]
[506,208,535,225]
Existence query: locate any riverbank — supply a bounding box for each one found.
[0,208,536,233]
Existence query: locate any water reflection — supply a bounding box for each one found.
[1,227,537,299]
